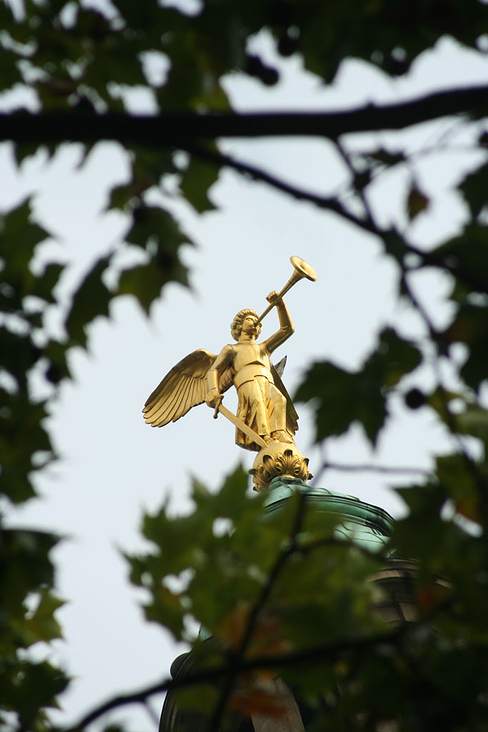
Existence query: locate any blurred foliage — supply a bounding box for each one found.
[296,328,422,447]
[1,0,488,729]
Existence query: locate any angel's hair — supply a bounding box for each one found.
[231,309,262,341]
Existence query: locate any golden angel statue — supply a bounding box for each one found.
[143,256,317,489]
[143,291,298,452]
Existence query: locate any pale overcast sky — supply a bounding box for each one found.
[2,25,488,731]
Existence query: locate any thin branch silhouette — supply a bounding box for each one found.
[62,627,402,732]
[62,527,391,732]
[319,461,429,475]
[182,142,372,234]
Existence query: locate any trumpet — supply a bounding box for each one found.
[256,256,317,324]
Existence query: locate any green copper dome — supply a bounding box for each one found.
[262,476,394,554]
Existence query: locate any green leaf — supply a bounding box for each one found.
[381,228,407,264]
[120,205,191,312]
[0,392,54,504]
[0,529,59,617]
[442,300,488,392]
[191,464,250,521]
[392,480,454,568]
[296,328,421,446]
[13,141,45,167]
[0,46,23,91]
[125,205,188,251]
[1,659,69,729]
[107,181,141,211]
[407,181,430,221]
[457,405,488,451]
[458,162,488,218]
[368,148,406,167]
[433,224,488,295]
[30,262,64,303]
[436,452,485,523]
[296,360,387,446]
[170,681,220,720]
[65,256,112,347]
[180,152,220,213]
[44,339,72,385]
[271,543,383,647]
[13,588,65,647]
[144,584,186,640]
[118,258,188,314]
[374,327,423,387]
[0,328,40,388]
[0,199,51,280]
[427,386,462,425]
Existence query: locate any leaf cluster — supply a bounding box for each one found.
[0,529,68,731]
[296,327,422,447]
[128,467,386,726]
[1,0,488,730]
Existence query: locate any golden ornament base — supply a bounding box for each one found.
[250,440,312,492]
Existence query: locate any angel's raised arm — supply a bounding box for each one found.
[262,295,295,354]
[143,349,218,428]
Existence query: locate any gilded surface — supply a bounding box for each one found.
[250,443,312,493]
[143,256,317,489]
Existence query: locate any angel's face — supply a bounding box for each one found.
[241,314,258,335]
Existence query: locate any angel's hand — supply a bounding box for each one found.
[205,388,222,409]
[266,290,281,305]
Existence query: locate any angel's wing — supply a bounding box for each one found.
[270,361,299,436]
[143,348,234,427]
[143,349,217,427]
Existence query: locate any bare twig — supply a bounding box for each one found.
[318,461,429,475]
[335,139,377,224]
[182,142,376,236]
[143,700,160,728]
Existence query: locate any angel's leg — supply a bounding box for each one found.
[236,380,271,447]
[267,383,293,443]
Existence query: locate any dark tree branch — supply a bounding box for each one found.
[183,143,372,234]
[63,530,388,732]
[205,492,309,731]
[2,85,488,147]
[190,141,488,297]
[62,627,402,732]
